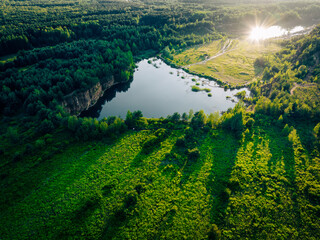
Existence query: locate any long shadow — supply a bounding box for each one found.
[130,130,172,168]
[267,124,296,181]
[55,191,139,239]
[101,190,141,239]
[56,195,104,239]
[253,63,265,77]
[180,130,209,185]
[206,130,241,227]
[159,128,208,185]
[266,124,303,231]
[0,133,127,215]
[291,119,318,155]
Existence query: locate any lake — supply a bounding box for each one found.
[81,58,250,119]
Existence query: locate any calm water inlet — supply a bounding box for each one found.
[81,59,250,119]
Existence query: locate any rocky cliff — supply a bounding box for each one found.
[61,75,120,116]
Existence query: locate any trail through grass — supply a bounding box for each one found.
[172,39,282,87]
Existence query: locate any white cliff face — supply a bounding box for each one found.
[61,75,119,116]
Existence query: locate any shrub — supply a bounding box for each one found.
[136,118,148,130]
[154,128,168,140]
[282,124,292,136]
[220,188,231,201]
[314,122,320,139]
[176,136,186,147]
[191,110,207,128]
[208,224,221,240]
[187,148,200,160]
[141,135,158,153]
[192,86,201,92]
[245,117,255,128]
[124,192,138,209]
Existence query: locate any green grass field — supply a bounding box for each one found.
[1,117,319,239]
[172,39,225,66]
[172,39,282,87]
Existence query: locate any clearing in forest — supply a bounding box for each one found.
[172,39,282,87]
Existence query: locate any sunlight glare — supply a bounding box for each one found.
[249,26,288,41]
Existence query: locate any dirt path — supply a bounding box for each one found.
[290,82,316,95]
[290,83,300,95]
[184,39,236,68]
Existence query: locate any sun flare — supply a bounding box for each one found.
[249,26,266,41]
[249,26,288,41]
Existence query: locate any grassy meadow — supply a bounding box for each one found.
[171,39,226,66]
[171,39,282,87]
[1,116,319,239]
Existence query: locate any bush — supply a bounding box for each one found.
[208,224,221,240]
[187,148,200,160]
[176,136,186,147]
[245,117,255,128]
[124,192,138,209]
[192,85,201,92]
[135,118,148,130]
[191,110,207,128]
[141,135,158,153]
[282,124,293,136]
[154,128,168,140]
[220,188,231,201]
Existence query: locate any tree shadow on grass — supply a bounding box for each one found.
[265,124,303,230]
[101,192,139,239]
[291,119,317,155]
[56,195,103,239]
[159,129,208,185]
[130,129,172,168]
[206,130,241,226]
[254,64,265,77]
[0,133,127,214]
[266,125,296,181]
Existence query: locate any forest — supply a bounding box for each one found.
[1,0,320,239]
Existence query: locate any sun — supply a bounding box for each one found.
[249,26,288,42]
[249,26,267,41]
